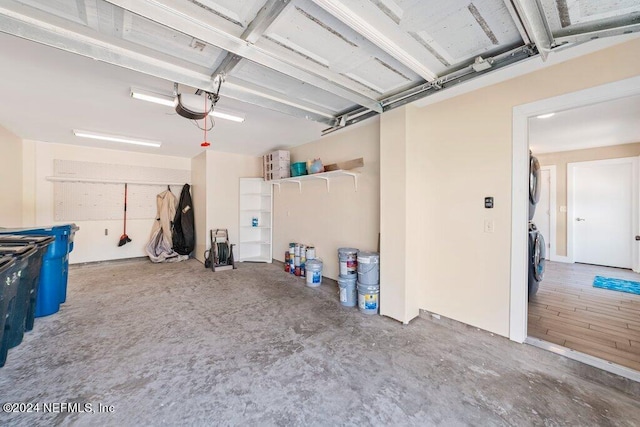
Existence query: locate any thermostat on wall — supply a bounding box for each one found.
[485,197,494,208]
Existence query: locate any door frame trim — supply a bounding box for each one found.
[510,75,640,344]
[567,157,639,270]
[539,165,557,261]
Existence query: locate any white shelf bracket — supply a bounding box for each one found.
[293,180,302,193]
[344,171,358,191]
[319,176,330,192]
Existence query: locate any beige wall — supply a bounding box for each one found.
[537,142,640,256]
[400,38,640,337]
[0,125,23,226]
[191,151,261,264]
[206,150,262,251]
[272,119,380,281]
[380,108,420,323]
[191,152,208,263]
[23,141,191,264]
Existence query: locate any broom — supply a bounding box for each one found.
[118,183,132,247]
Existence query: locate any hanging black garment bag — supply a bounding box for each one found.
[173,184,195,256]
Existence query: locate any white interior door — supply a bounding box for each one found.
[571,158,636,269]
[532,169,550,260]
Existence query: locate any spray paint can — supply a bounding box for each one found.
[284,251,290,273]
[306,246,316,260]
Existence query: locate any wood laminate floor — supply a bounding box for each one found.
[528,261,640,372]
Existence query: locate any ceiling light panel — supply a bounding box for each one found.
[258,0,423,96]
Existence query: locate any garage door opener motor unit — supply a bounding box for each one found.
[204,229,236,272]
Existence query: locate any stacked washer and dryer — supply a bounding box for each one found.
[528,151,546,298]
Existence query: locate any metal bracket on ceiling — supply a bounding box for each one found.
[431,79,444,91]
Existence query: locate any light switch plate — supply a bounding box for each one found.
[484,220,495,233]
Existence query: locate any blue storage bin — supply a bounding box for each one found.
[0,255,18,367]
[0,235,54,332]
[0,224,79,317]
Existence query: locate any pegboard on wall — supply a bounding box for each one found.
[53,182,184,221]
[53,160,190,183]
[52,160,189,222]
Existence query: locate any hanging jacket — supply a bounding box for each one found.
[173,184,195,256]
[145,189,188,263]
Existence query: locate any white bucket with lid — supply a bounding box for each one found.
[338,247,358,277]
[337,276,357,307]
[357,282,379,315]
[305,259,323,287]
[357,252,380,285]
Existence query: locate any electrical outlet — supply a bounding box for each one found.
[484,220,495,233]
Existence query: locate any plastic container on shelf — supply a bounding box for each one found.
[290,162,307,177]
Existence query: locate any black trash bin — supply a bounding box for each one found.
[0,255,19,367]
[0,243,38,350]
[0,235,54,331]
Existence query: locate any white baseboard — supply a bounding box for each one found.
[550,255,572,263]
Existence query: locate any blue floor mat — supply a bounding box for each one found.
[593,276,640,296]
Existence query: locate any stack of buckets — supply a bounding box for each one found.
[337,248,380,314]
[357,251,380,315]
[285,243,322,287]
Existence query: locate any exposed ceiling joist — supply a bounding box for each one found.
[509,0,554,60]
[212,0,293,78]
[310,0,438,82]
[105,0,384,113]
[0,5,335,126]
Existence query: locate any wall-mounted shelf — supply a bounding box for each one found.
[269,170,359,192]
[47,176,189,186]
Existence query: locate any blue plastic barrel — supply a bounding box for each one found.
[0,224,79,317]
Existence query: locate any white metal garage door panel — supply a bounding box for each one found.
[398,0,524,66]
[261,0,421,94]
[231,60,355,113]
[540,0,640,36]
[343,57,414,94]
[181,0,269,37]
[121,12,228,70]
[14,0,91,26]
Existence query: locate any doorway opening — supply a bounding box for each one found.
[510,75,640,381]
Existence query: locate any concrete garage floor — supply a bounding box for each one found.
[1,259,639,426]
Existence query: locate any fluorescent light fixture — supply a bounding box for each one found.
[73,130,162,148]
[536,113,555,119]
[210,109,245,122]
[130,87,245,122]
[130,89,174,107]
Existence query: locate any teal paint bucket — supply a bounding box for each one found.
[305,259,323,287]
[357,282,380,315]
[337,275,357,307]
[357,252,380,285]
[338,247,358,277]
